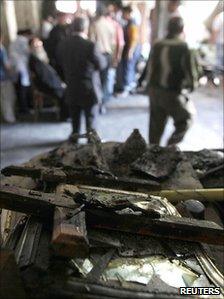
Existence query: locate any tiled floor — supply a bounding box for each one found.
[1,86,223,169]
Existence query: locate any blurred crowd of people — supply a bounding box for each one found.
[0,1,142,124]
[0,0,223,146]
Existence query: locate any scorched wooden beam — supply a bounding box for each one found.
[2,165,160,191]
[0,185,76,218]
[0,185,89,258]
[86,209,224,245]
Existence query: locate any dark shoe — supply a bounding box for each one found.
[115,90,130,98]
[69,133,78,143]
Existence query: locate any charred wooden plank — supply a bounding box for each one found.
[52,208,89,258]
[2,165,41,178]
[0,249,26,299]
[0,185,76,218]
[0,185,53,218]
[2,165,160,191]
[42,169,160,191]
[86,209,224,245]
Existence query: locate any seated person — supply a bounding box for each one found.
[29,37,65,100]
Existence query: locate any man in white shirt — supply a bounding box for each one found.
[90,6,117,113]
[41,16,54,40]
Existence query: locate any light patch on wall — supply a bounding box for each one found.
[80,1,96,14]
[55,0,77,14]
[179,0,220,47]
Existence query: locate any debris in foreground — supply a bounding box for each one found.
[1,130,223,299]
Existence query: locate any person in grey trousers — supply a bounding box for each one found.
[147,17,200,146]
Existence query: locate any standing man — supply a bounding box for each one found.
[147,17,199,146]
[107,2,124,97]
[138,0,182,89]
[90,7,117,114]
[46,12,71,79]
[57,17,106,138]
[119,5,141,97]
[41,15,55,41]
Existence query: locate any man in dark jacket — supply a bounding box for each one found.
[57,17,106,136]
[147,17,199,146]
[46,12,71,79]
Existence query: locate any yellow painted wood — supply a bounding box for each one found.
[150,188,224,202]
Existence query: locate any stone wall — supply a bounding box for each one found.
[1,0,42,43]
[14,0,41,32]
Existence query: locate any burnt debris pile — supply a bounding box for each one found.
[1,130,224,299]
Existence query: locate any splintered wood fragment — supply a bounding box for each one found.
[4,217,51,271]
[0,249,26,299]
[131,145,182,180]
[0,185,77,218]
[52,208,89,258]
[3,217,27,251]
[86,209,224,245]
[14,217,43,268]
[86,249,115,281]
[2,165,160,191]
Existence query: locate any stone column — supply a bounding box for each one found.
[30,0,41,30]
[156,0,168,40]
[204,0,224,32]
[2,0,18,43]
[14,0,41,32]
